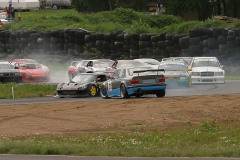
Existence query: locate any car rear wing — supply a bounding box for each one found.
[133,69,165,76]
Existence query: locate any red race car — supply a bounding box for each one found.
[9,59,50,82]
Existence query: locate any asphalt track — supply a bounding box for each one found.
[0,80,240,106]
[0,155,239,160]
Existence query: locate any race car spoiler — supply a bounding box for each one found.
[133,69,165,73]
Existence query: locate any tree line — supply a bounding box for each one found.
[70,0,240,19]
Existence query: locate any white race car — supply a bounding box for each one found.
[189,57,225,84]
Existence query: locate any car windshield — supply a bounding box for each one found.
[128,67,159,76]
[118,61,144,68]
[0,63,14,69]
[20,63,41,69]
[93,62,111,68]
[72,74,96,83]
[159,64,187,71]
[192,60,220,67]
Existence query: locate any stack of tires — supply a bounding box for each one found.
[139,33,152,58]
[0,30,11,54]
[75,29,89,55]
[50,29,65,54]
[128,34,140,59]
[20,30,37,54]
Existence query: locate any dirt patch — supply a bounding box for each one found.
[1,94,240,137]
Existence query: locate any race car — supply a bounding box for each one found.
[9,59,50,82]
[189,57,225,84]
[100,67,166,99]
[0,61,22,83]
[57,73,110,98]
[68,59,114,80]
[159,61,191,88]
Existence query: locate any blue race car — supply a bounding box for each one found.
[100,67,166,98]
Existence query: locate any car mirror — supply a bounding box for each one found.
[220,65,224,68]
[14,67,18,69]
[188,68,192,71]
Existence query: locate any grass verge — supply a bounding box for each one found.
[225,73,240,80]
[0,83,57,99]
[0,121,240,157]
[2,8,240,34]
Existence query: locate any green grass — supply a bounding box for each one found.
[0,84,57,99]
[1,122,240,157]
[2,8,238,34]
[225,73,240,80]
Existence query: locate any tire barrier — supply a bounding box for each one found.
[1,28,240,60]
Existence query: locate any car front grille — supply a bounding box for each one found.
[201,72,214,76]
[4,73,17,77]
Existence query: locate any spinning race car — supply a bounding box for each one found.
[9,59,50,82]
[56,72,110,98]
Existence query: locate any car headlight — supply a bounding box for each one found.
[25,72,30,75]
[0,73,4,77]
[45,70,50,74]
[78,85,88,90]
[215,72,223,76]
[192,72,200,76]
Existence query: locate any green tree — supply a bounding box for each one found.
[165,0,213,20]
[71,0,153,12]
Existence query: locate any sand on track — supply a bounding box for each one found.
[0,94,240,137]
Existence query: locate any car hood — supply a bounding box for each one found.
[164,71,188,77]
[0,69,20,73]
[192,67,224,72]
[61,82,89,88]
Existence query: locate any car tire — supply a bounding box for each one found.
[88,85,98,97]
[120,84,130,99]
[100,85,111,99]
[156,90,165,97]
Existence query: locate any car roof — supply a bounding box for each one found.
[193,57,218,60]
[77,72,109,76]
[0,61,11,64]
[9,59,37,62]
[160,62,186,66]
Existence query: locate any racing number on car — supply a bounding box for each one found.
[108,81,112,92]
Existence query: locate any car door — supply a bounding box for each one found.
[107,69,121,97]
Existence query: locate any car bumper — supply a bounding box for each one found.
[0,76,22,83]
[127,85,166,95]
[23,76,50,82]
[191,76,225,84]
[56,89,89,98]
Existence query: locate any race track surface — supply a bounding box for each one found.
[0,80,239,106]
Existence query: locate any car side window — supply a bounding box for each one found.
[119,69,126,78]
[113,69,120,79]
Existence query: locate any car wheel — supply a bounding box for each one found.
[100,85,111,99]
[88,85,97,97]
[120,84,129,99]
[156,90,165,97]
